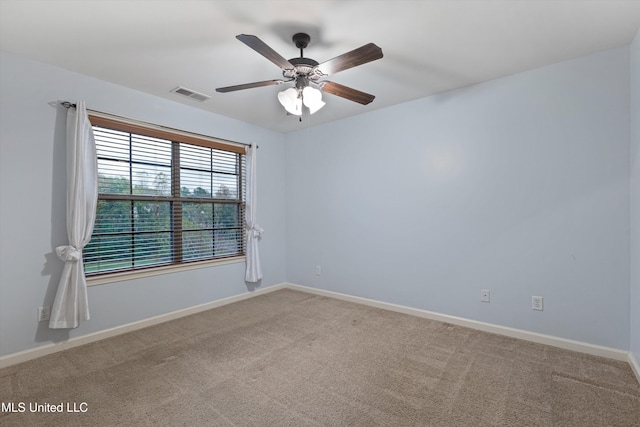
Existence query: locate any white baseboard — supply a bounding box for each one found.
[630,352,640,384]
[285,283,630,362]
[0,283,287,369]
[0,281,633,374]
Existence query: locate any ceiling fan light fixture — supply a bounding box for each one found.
[278,87,302,115]
[302,86,325,114]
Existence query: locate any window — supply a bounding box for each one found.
[83,115,246,276]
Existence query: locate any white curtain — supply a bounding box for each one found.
[50,101,98,328]
[245,143,263,282]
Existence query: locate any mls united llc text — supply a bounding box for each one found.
[2,401,88,413]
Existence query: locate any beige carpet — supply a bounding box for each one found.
[1,289,639,426]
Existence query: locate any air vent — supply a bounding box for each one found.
[170,86,211,102]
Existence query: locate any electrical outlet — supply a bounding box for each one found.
[315,265,321,276]
[532,296,543,311]
[481,289,490,303]
[37,306,50,322]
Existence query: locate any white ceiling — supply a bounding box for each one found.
[1,0,640,133]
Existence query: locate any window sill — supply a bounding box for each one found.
[86,256,246,286]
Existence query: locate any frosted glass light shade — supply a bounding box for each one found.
[278,88,302,115]
[302,86,325,114]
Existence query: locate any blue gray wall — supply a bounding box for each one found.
[285,47,631,349]
[0,52,287,357]
[630,30,640,365]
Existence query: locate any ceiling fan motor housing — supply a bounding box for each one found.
[288,57,320,76]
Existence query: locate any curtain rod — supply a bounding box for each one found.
[59,101,258,149]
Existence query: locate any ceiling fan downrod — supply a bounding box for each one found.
[293,33,310,58]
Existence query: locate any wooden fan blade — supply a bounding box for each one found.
[236,34,294,70]
[216,79,285,93]
[316,43,383,76]
[320,81,375,105]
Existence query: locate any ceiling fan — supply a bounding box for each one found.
[215,33,383,116]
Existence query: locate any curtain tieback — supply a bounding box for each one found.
[246,224,264,238]
[56,245,82,262]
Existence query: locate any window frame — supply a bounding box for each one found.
[85,113,247,285]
